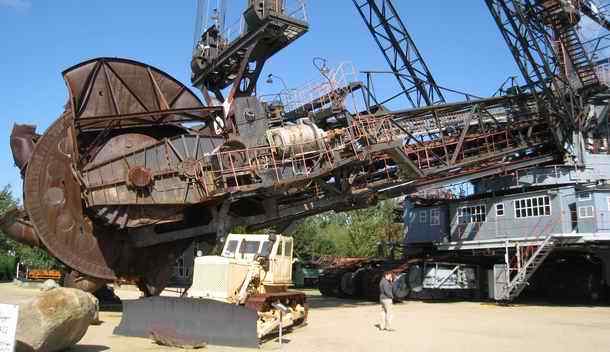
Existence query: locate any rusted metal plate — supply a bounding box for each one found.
[82,134,223,207]
[62,57,222,132]
[91,133,159,166]
[24,112,120,280]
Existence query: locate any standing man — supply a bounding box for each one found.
[379,271,395,331]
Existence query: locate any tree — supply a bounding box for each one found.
[344,208,381,257]
[341,200,403,257]
[290,199,404,259]
[0,186,17,254]
[291,216,338,260]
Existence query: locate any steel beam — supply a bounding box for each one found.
[353,0,445,108]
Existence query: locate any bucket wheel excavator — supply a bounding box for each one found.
[4,0,605,346]
[2,0,568,300]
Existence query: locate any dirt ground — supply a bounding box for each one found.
[2,283,610,352]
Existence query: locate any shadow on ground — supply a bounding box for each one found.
[99,304,122,312]
[506,297,610,308]
[306,294,377,309]
[304,288,610,310]
[68,345,110,352]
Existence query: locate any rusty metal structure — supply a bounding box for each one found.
[319,0,610,302]
[353,0,446,107]
[2,0,608,302]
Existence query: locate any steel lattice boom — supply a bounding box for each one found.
[353,0,445,108]
[485,0,606,137]
[486,1,570,120]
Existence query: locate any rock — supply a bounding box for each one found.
[16,288,97,352]
[150,329,207,350]
[40,279,59,292]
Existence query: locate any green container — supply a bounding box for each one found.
[292,261,305,288]
[302,267,322,279]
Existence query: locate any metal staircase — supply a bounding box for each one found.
[557,25,600,89]
[503,234,557,301]
[543,0,601,90]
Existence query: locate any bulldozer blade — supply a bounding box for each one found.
[114,297,259,348]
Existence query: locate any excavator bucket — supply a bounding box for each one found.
[114,297,260,348]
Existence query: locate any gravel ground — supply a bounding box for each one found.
[2,283,610,352]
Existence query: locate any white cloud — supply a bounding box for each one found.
[0,0,31,11]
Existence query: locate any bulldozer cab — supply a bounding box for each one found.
[221,233,293,284]
[221,235,269,262]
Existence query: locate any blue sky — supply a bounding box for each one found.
[0,0,521,197]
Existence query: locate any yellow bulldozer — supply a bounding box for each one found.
[115,233,307,347]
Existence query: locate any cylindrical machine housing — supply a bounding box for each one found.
[266,119,326,156]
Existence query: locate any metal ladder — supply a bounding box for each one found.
[557,25,600,89]
[504,234,557,301]
[543,0,600,89]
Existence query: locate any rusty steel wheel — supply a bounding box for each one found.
[24,112,122,280]
[16,57,219,294]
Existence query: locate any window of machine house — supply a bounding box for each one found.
[419,210,428,224]
[457,205,486,224]
[275,240,284,256]
[578,206,594,218]
[578,192,592,201]
[496,203,505,217]
[430,208,441,226]
[514,195,551,218]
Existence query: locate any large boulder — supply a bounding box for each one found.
[16,288,97,352]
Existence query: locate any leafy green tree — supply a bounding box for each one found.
[0,186,17,254]
[342,200,403,257]
[290,199,403,259]
[291,216,338,260]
